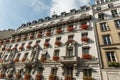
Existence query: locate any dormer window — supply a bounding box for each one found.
[27,22,31,26]
[61,12,66,16]
[70,9,76,14]
[45,17,50,21]
[38,19,43,23]
[108,3,113,8]
[96,7,101,11]
[52,14,58,19]
[32,20,37,24]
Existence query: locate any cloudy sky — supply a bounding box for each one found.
[0,0,94,30]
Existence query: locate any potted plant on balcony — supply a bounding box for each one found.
[26,44,31,49]
[22,58,26,62]
[5,39,9,43]
[40,57,46,62]
[44,42,49,48]
[35,72,42,80]
[15,73,21,79]
[7,73,13,78]
[23,36,27,40]
[6,48,11,52]
[49,74,56,80]
[81,37,89,42]
[11,39,15,43]
[24,73,30,80]
[11,47,17,51]
[33,43,39,48]
[81,24,88,30]
[82,54,92,60]
[46,31,51,36]
[0,40,3,44]
[17,38,21,42]
[67,26,74,32]
[56,28,62,34]
[55,41,61,46]
[19,46,23,50]
[108,62,120,67]
[30,35,34,39]
[83,76,93,80]
[65,75,73,80]
[0,73,5,78]
[0,60,3,63]
[37,33,42,38]
[14,58,19,63]
[53,56,59,61]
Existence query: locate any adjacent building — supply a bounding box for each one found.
[0,5,101,80]
[93,0,120,80]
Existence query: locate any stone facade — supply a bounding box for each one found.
[0,0,120,80]
[93,0,120,80]
[0,5,101,80]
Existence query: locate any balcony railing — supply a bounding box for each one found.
[61,56,78,64]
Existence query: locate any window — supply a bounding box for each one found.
[16,53,21,58]
[83,69,92,77]
[106,52,116,62]
[68,35,74,40]
[41,51,47,58]
[96,1,100,5]
[114,20,120,28]
[100,23,109,31]
[54,50,59,56]
[15,44,18,48]
[23,53,28,58]
[66,67,73,75]
[82,33,88,37]
[102,35,112,45]
[101,0,104,3]
[82,47,89,54]
[31,51,36,60]
[56,37,61,41]
[36,40,40,43]
[51,68,57,75]
[4,55,8,61]
[8,54,13,60]
[111,9,118,17]
[98,13,105,20]
[67,47,73,56]
[108,3,113,8]
[96,7,101,11]
[45,39,50,42]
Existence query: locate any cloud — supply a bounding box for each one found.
[31,0,50,13]
[50,0,90,15]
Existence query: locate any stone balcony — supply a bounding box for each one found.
[82,57,99,64]
[61,56,78,64]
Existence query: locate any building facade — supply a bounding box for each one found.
[93,0,120,80]
[0,5,101,80]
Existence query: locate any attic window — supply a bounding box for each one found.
[61,12,66,16]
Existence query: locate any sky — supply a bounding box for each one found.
[0,0,94,30]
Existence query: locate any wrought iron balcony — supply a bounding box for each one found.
[61,56,78,64]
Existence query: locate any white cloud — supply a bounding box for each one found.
[31,0,50,13]
[50,0,90,15]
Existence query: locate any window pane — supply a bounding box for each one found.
[82,48,89,54]
[103,35,112,45]
[67,48,73,56]
[115,20,120,28]
[106,52,116,62]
